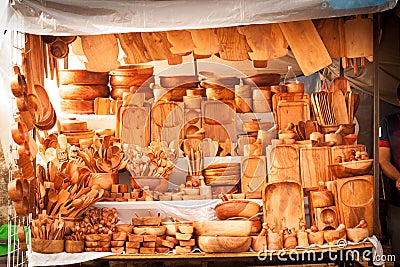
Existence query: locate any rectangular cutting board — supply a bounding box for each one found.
[300,146,332,188]
[276,100,310,131]
[202,100,237,142]
[120,106,150,147]
[151,101,184,145]
[267,145,300,183]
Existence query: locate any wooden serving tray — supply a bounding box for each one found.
[263,180,305,231]
[276,100,310,130]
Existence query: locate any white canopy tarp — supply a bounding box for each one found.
[1,0,397,35]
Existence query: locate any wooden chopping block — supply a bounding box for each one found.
[117,32,151,64]
[215,27,251,61]
[202,100,237,142]
[188,29,219,58]
[237,23,288,61]
[268,145,300,183]
[81,34,120,72]
[166,30,195,55]
[344,16,373,58]
[279,20,332,76]
[336,175,373,235]
[314,18,345,58]
[120,106,150,147]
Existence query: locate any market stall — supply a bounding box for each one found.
[1,0,398,266]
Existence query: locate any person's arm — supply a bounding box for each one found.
[379,146,400,189]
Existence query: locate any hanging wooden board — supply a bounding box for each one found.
[202,100,237,142]
[314,18,345,58]
[241,156,267,195]
[336,175,374,235]
[166,30,195,55]
[237,23,288,61]
[267,145,300,183]
[332,90,349,125]
[300,147,332,188]
[188,29,220,57]
[121,106,150,147]
[279,20,332,76]
[81,34,120,72]
[215,27,251,61]
[330,77,350,94]
[117,33,150,64]
[263,180,305,231]
[344,17,373,58]
[140,32,174,61]
[151,101,184,145]
[276,100,310,130]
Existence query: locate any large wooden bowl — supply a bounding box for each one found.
[159,75,198,88]
[110,74,154,87]
[214,200,260,220]
[328,159,373,178]
[242,73,281,86]
[60,100,94,114]
[197,236,251,253]
[60,70,109,85]
[110,64,154,76]
[205,88,235,100]
[59,84,110,100]
[65,240,84,253]
[193,220,252,236]
[31,238,64,254]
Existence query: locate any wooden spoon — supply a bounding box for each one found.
[49,189,70,216]
[46,188,58,214]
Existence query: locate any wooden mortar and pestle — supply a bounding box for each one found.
[324,125,344,146]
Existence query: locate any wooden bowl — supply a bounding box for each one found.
[159,75,198,88]
[110,74,154,87]
[60,118,87,132]
[11,121,29,146]
[116,224,133,233]
[308,231,324,245]
[133,226,166,236]
[285,82,304,93]
[130,176,169,193]
[323,229,346,245]
[85,234,112,242]
[328,159,373,178]
[309,190,334,208]
[7,178,23,202]
[132,216,165,226]
[31,238,64,254]
[110,65,154,76]
[346,228,369,243]
[242,119,272,133]
[111,240,125,247]
[65,240,84,253]
[242,73,281,86]
[59,84,110,100]
[214,200,260,220]
[197,236,251,253]
[343,134,357,145]
[113,232,127,241]
[205,88,235,100]
[60,70,109,85]
[193,220,252,236]
[110,86,131,100]
[50,40,68,58]
[202,76,240,88]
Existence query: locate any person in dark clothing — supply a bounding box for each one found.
[379,84,400,267]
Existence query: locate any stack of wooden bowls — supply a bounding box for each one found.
[110,64,154,100]
[59,70,110,114]
[201,76,239,101]
[59,118,94,146]
[158,75,199,101]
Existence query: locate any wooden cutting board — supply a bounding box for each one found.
[166,30,195,55]
[241,156,266,195]
[267,145,300,183]
[140,32,174,61]
[344,17,373,58]
[276,100,310,130]
[279,20,332,76]
[332,90,349,125]
[188,29,220,57]
[215,27,251,61]
[263,180,305,231]
[202,100,237,142]
[272,92,311,113]
[81,34,120,72]
[314,18,345,58]
[237,23,288,61]
[151,101,184,145]
[330,76,350,94]
[300,147,332,188]
[117,33,150,63]
[336,175,374,235]
[120,106,150,147]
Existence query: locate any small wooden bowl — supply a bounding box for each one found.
[110,65,154,76]
[162,221,193,236]
[8,178,23,202]
[159,75,198,88]
[206,88,235,100]
[328,159,374,178]
[110,86,131,100]
[285,82,304,93]
[65,240,84,253]
[270,85,287,93]
[116,224,133,233]
[31,238,64,254]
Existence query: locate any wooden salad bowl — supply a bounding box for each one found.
[197,236,251,253]
[214,199,260,220]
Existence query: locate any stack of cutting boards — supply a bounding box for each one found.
[59,70,110,114]
[204,163,241,198]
